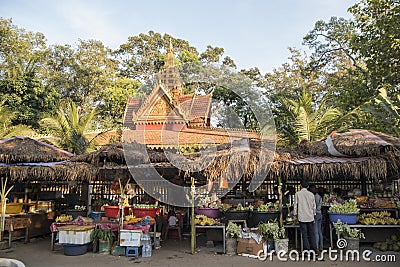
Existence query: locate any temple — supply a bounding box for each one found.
[124,40,212,131]
[123,40,257,149]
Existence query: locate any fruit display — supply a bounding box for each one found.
[359,197,397,209]
[194,214,218,226]
[132,203,158,208]
[373,235,400,252]
[358,211,400,225]
[257,203,279,212]
[124,215,155,225]
[55,214,73,222]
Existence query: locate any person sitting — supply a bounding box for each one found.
[164,210,181,240]
[168,210,178,226]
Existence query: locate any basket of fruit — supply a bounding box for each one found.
[328,199,359,224]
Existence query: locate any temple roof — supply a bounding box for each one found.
[123,40,212,126]
[123,127,260,149]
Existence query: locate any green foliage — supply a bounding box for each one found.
[97,77,141,127]
[274,90,342,146]
[257,203,279,212]
[200,45,224,64]
[0,100,37,138]
[0,18,59,129]
[40,101,97,154]
[226,222,242,238]
[328,199,360,214]
[333,220,365,239]
[0,72,59,128]
[115,31,200,82]
[349,0,400,93]
[92,228,115,242]
[258,221,279,241]
[45,40,118,108]
[273,227,287,240]
[363,86,400,136]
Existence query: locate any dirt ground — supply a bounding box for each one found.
[0,235,399,267]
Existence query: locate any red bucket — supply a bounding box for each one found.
[104,206,120,218]
[104,206,135,218]
[132,208,160,218]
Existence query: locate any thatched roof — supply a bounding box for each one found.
[70,130,400,182]
[300,129,400,157]
[0,136,98,181]
[0,136,73,163]
[0,161,98,182]
[71,142,167,167]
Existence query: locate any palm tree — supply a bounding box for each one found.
[274,90,342,146]
[363,87,400,136]
[40,101,97,154]
[0,101,36,138]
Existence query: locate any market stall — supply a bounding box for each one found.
[0,136,97,244]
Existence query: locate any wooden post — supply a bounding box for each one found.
[278,177,283,228]
[191,177,195,254]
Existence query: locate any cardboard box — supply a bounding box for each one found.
[119,230,142,247]
[237,237,265,256]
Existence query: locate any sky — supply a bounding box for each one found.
[1,0,358,73]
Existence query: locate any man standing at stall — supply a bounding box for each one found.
[293,179,318,253]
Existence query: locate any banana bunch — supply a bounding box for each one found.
[56,214,73,223]
[124,215,136,221]
[358,211,400,225]
[194,214,216,226]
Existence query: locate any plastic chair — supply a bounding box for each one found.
[164,214,182,241]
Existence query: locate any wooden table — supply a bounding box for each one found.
[195,225,226,254]
[284,224,303,251]
[4,216,31,248]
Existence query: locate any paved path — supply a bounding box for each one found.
[0,236,398,267]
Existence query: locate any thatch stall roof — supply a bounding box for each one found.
[71,142,167,167]
[71,130,400,183]
[0,161,98,182]
[302,129,400,157]
[0,136,73,163]
[289,129,400,180]
[0,136,97,181]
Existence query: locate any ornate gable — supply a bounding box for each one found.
[123,39,212,129]
[136,84,187,123]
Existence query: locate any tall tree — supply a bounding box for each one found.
[0,100,36,138]
[0,18,59,128]
[349,0,400,94]
[44,40,118,108]
[97,77,140,128]
[264,48,324,103]
[40,101,97,154]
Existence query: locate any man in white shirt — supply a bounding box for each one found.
[293,179,317,252]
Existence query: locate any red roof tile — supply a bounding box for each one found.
[123,128,259,148]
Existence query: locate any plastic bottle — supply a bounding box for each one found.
[141,233,152,257]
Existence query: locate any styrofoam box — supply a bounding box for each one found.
[120,230,142,247]
[59,229,94,245]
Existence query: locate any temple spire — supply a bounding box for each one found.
[165,39,175,68]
